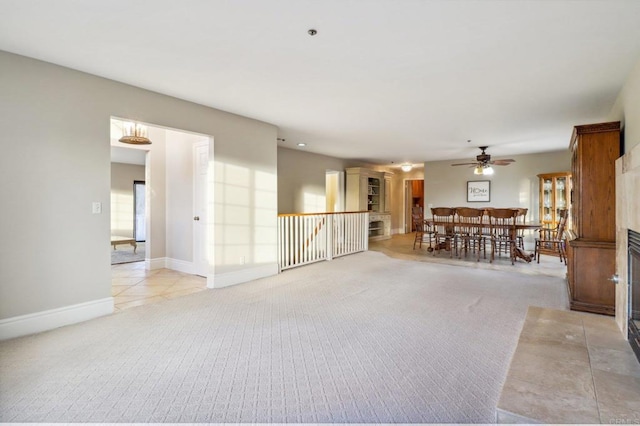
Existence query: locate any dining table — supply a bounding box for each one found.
[423,219,541,263]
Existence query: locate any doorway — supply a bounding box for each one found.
[110,145,147,265]
[110,118,213,310]
[325,170,345,212]
[404,179,424,233]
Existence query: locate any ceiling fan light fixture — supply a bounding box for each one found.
[119,122,151,145]
[450,146,515,175]
[401,163,413,172]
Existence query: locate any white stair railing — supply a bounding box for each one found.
[332,211,369,258]
[278,211,369,271]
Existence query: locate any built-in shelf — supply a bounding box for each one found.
[346,167,393,240]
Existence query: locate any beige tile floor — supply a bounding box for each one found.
[497,308,640,423]
[112,261,207,312]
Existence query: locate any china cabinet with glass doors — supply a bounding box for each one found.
[538,172,571,230]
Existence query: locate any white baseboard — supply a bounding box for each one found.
[166,258,195,275]
[146,257,195,275]
[146,257,167,270]
[212,263,278,289]
[0,297,114,341]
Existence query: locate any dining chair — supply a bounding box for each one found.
[411,212,433,250]
[487,208,519,264]
[535,208,569,264]
[480,207,493,252]
[515,208,528,249]
[430,207,456,257]
[454,207,485,261]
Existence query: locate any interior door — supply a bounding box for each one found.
[193,141,209,277]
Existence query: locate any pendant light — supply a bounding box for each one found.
[119,122,151,145]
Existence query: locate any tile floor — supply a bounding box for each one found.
[497,307,640,424]
[111,261,207,312]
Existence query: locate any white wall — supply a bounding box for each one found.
[276,144,572,239]
[144,127,167,260]
[424,150,571,223]
[110,162,145,238]
[609,58,640,153]
[278,147,354,214]
[0,51,278,330]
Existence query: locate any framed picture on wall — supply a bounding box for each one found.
[467,180,490,202]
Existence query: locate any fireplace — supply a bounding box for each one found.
[629,229,640,363]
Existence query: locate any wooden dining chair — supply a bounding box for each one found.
[430,207,456,257]
[454,207,485,261]
[535,208,569,264]
[515,208,528,249]
[411,205,423,218]
[412,212,433,250]
[487,208,519,264]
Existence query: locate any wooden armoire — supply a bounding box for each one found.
[566,121,620,315]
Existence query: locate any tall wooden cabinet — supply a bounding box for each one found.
[346,167,393,240]
[567,121,620,316]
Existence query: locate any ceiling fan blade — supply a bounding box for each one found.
[491,159,516,165]
[451,162,478,166]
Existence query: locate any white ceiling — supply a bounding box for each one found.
[2,0,639,164]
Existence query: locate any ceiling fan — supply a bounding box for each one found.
[451,146,515,175]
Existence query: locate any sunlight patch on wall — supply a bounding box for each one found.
[214,162,277,266]
[254,170,277,263]
[303,190,326,214]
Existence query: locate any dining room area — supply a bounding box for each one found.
[393,151,573,272]
[409,205,568,266]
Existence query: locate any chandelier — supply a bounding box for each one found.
[119,122,151,145]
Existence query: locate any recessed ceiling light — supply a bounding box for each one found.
[308,29,317,36]
[297,143,306,147]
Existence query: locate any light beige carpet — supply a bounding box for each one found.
[0,250,568,423]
